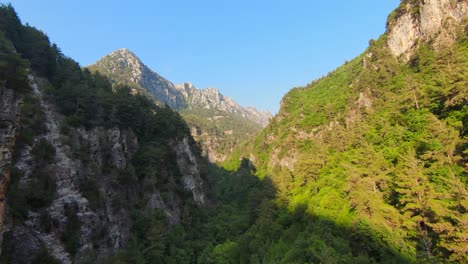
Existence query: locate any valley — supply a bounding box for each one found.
[0,0,467,263]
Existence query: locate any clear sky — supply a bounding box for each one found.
[8,0,399,113]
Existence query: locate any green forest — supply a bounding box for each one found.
[0,1,467,263]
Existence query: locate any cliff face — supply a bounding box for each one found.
[387,0,467,61]
[1,76,207,263]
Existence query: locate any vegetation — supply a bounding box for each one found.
[219,16,468,263]
[180,107,263,160]
[0,2,467,264]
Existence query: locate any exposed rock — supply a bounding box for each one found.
[88,48,187,110]
[387,0,467,61]
[387,10,419,61]
[2,74,208,263]
[108,128,127,170]
[175,82,272,127]
[25,75,92,263]
[147,190,180,225]
[175,137,206,205]
[358,92,372,110]
[269,148,298,172]
[189,128,228,162]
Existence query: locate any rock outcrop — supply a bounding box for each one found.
[176,137,206,205]
[387,0,467,61]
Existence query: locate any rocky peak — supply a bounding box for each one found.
[88,49,187,109]
[99,48,143,82]
[90,50,272,127]
[387,0,467,61]
[175,82,272,126]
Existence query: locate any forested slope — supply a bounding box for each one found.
[0,4,208,263]
[216,0,468,262]
[0,1,466,263]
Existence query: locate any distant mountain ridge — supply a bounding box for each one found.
[88,48,272,126]
[174,82,271,126]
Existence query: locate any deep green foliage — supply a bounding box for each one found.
[180,107,263,160]
[220,17,468,263]
[61,205,81,256]
[1,2,467,264]
[31,247,61,264]
[0,3,199,260]
[32,138,56,162]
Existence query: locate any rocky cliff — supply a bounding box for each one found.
[0,8,210,261]
[1,75,208,263]
[387,0,467,61]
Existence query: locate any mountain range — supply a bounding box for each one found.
[0,0,467,263]
[87,49,272,162]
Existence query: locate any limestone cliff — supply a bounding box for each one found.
[387,0,467,61]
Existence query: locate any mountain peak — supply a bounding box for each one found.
[105,48,142,65]
[111,48,138,57]
[89,51,272,127]
[87,48,188,109]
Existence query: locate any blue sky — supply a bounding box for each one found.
[9,0,399,113]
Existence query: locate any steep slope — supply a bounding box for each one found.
[87,48,187,110]
[0,5,208,263]
[1,1,467,264]
[88,49,272,162]
[218,0,468,262]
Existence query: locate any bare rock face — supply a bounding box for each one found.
[4,76,140,263]
[387,0,467,61]
[0,86,21,254]
[175,137,206,205]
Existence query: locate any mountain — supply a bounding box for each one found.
[87,48,186,109]
[0,5,208,263]
[219,0,468,262]
[88,49,272,162]
[0,1,467,263]
[174,82,271,127]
